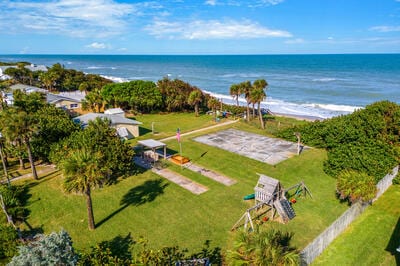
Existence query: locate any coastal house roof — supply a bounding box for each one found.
[10,84,48,94]
[58,91,86,102]
[46,93,81,104]
[24,64,48,72]
[73,113,142,127]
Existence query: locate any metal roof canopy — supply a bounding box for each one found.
[137,139,167,159]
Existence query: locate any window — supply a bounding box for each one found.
[70,103,78,109]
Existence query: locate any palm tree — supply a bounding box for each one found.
[0,133,10,186]
[229,84,241,106]
[82,88,103,113]
[62,149,107,230]
[251,79,268,129]
[227,227,298,265]
[207,97,220,121]
[3,109,39,179]
[238,81,252,122]
[188,89,204,117]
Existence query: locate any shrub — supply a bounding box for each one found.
[0,224,19,260]
[336,170,377,204]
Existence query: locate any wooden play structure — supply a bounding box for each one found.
[232,174,312,231]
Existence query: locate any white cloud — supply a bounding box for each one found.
[369,25,400,32]
[284,38,305,44]
[205,0,217,5]
[259,0,284,5]
[208,0,284,7]
[145,19,292,39]
[0,0,138,38]
[86,42,109,49]
[327,36,334,40]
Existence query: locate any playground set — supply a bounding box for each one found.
[232,174,312,231]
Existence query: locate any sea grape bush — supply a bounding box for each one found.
[277,101,400,181]
[336,170,377,204]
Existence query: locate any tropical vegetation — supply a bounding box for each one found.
[50,118,134,230]
[227,227,298,265]
[277,101,400,183]
[9,230,78,265]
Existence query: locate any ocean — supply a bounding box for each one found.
[1,54,399,119]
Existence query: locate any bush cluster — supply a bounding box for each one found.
[277,101,400,182]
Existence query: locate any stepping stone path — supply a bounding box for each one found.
[134,156,208,195]
[152,168,208,195]
[183,163,236,186]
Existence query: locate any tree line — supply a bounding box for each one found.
[3,63,112,92]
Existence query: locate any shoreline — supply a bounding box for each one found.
[272,112,324,122]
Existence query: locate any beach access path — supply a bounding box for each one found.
[159,118,239,142]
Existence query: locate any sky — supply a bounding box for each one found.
[0,0,400,54]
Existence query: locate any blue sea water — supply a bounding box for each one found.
[1,54,400,119]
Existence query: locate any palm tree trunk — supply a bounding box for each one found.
[246,101,250,122]
[258,102,265,129]
[236,94,239,106]
[25,138,38,180]
[18,157,25,170]
[85,187,95,230]
[0,143,10,186]
[0,194,15,227]
[195,104,199,117]
[252,103,256,118]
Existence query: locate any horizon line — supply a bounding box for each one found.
[1,52,400,56]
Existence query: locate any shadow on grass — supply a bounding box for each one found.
[189,240,223,265]
[20,220,44,240]
[139,126,152,137]
[26,171,59,189]
[385,216,400,265]
[98,233,135,261]
[96,179,168,228]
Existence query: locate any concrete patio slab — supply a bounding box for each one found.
[193,128,306,165]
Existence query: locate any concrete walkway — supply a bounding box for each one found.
[153,168,208,195]
[182,162,236,186]
[134,156,208,195]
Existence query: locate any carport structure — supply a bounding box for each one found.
[137,139,167,160]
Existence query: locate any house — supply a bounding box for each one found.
[46,93,82,110]
[0,66,12,80]
[3,84,48,106]
[73,113,142,139]
[10,84,48,94]
[24,64,48,72]
[5,84,84,112]
[0,64,47,80]
[1,92,14,106]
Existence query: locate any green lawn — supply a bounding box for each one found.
[313,185,400,266]
[131,112,222,142]
[15,114,346,256]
